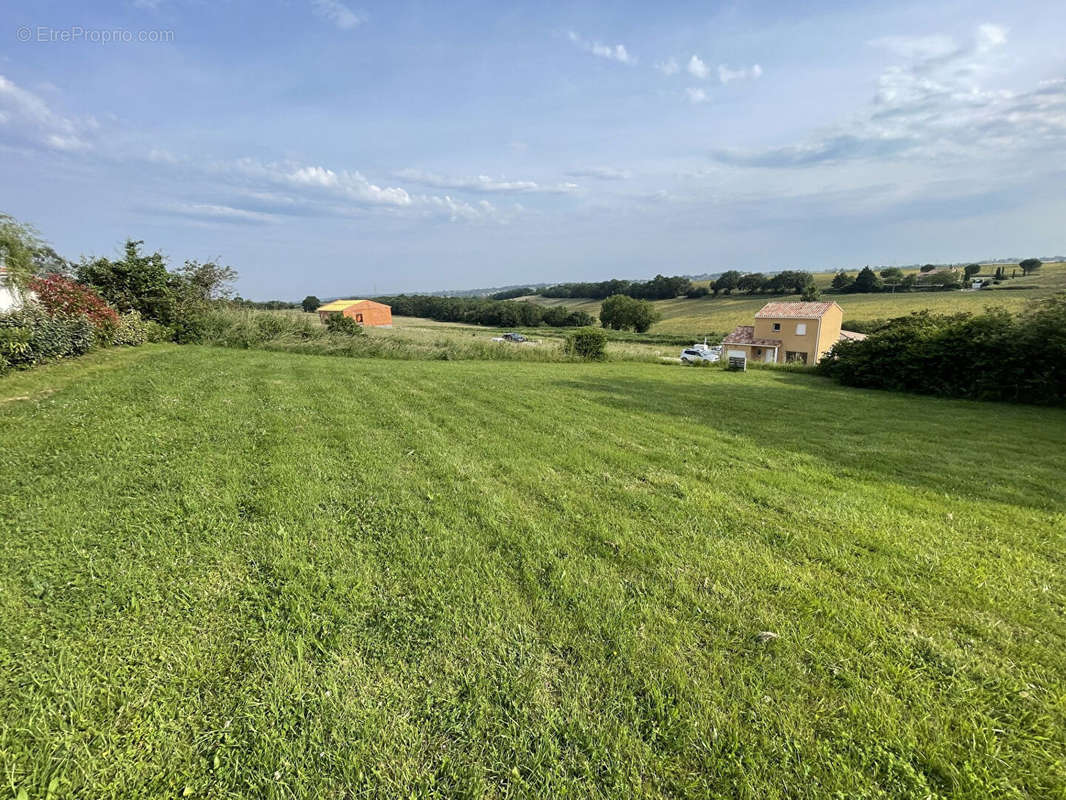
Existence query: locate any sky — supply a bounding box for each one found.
[1,0,1065,299]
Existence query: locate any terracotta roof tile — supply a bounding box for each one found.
[754,301,838,319]
[721,325,782,346]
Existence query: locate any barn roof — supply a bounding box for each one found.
[316,299,371,312]
[754,301,839,319]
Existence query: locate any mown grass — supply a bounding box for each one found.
[524,262,1066,337]
[1,346,1064,798]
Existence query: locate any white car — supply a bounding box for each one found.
[680,345,721,364]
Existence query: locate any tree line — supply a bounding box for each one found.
[540,274,695,300]
[373,294,594,328]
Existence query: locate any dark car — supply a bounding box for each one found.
[502,332,526,343]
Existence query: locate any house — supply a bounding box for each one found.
[721,301,866,365]
[0,265,27,313]
[315,299,393,327]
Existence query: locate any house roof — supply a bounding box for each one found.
[722,325,783,347]
[838,329,868,342]
[754,301,839,319]
[316,299,372,312]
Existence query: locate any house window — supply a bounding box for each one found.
[356,313,364,322]
[785,351,808,364]
[772,322,781,332]
[795,323,807,335]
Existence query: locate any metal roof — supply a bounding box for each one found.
[316,299,371,312]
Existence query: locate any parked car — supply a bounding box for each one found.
[502,332,526,343]
[680,344,721,364]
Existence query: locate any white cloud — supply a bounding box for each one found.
[976,23,1007,52]
[0,75,93,152]
[566,166,631,180]
[655,58,680,76]
[718,63,763,84]
[395,168,579,194]
[566,31,635,64]
[685,87,709,105]
[159,202,277,225]
[311,0,364,30]
[714,24,1066,168]
[687,55,710,80]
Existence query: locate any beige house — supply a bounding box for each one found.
[721,301,866,365]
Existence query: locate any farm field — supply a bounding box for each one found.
[523,262,1066,337]
[2,346,1065,798]
[284,311,683,361]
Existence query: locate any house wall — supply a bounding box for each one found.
[751,305,843,364]
[317,302,392,326]
[342,302,392,327]
[0,281,24,313]
[752,316,818,363]
[815,304,843,361]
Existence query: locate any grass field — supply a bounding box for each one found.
[277,312,683,361]
[2,346,1064,798]
[524,262,1066,337]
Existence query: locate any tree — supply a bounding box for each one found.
[1019,258,1043,276]
[801,284,820,301]
[852,266,883,293]
[964,263,982,280]
[712,270,741,296]
[880,267,905,280]
[920,264,937,273]
[301,295,322,313]
[76,240,175,324]
[173,259,237,303]
[0,214,48,289]
[924,271,961,290]
[737,273,767,294]
[830,271,854,292]
[599,294,660,332]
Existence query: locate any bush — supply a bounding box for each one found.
[819,297,1066,405]
[0,307,96,368]
[144,320,172,343]
[325,313,365,336]
[27,274,119,330]
[172,314,208,344]
[565,327,608,360]
[110,311,152,346]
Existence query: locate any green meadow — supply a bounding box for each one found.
[523,262,1066,337]
[1,345,1064,798]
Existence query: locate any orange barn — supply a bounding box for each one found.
[315,299,393,327]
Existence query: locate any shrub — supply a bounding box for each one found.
[110,311,152,346]
[325,313,365,336]
[565,327,608,360]
[144,320,172,343]
[27,274,119,330]
[172,314,207,344]
[819,297,1066,405]
[0,307,95,368]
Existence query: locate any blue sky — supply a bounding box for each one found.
[2,0,1064,298]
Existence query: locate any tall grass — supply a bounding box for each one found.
[198,308,628,362]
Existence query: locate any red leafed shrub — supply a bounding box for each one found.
[28,275,119,329]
